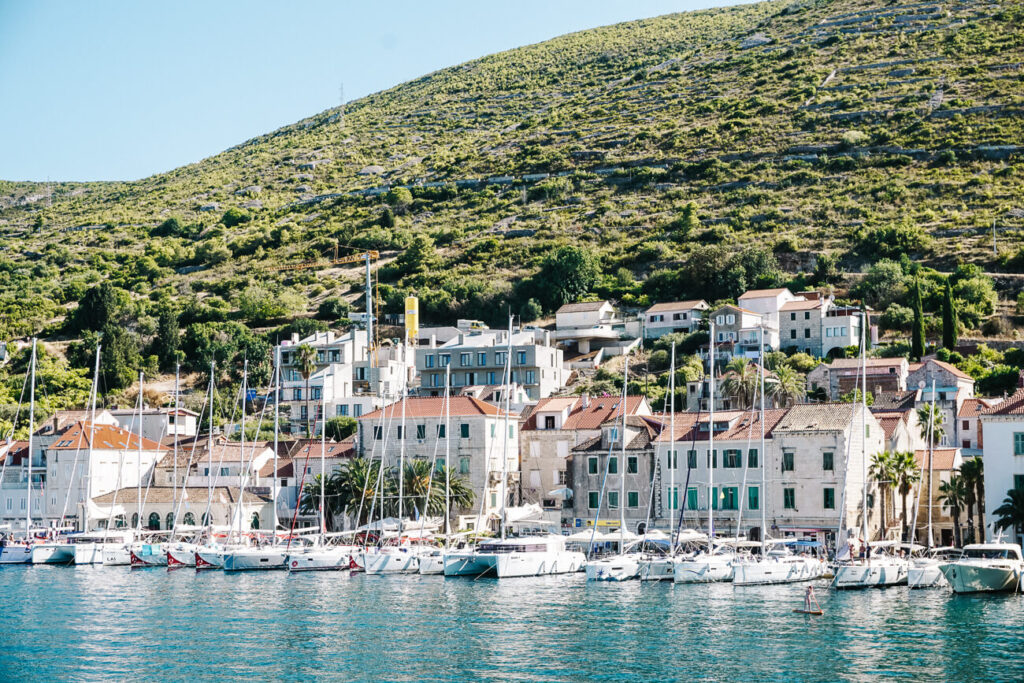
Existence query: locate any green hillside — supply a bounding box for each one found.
[1,0,1023,343]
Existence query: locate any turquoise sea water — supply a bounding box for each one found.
[1,567,1022,681]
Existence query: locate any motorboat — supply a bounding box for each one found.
[832,540,909,589]
[585,551,641,582]
[733,540,826,586]
[938,543,1024,594]
[908,546,956,589]
[453,532,585,579]
[417,547,446,575]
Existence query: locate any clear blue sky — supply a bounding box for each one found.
[0,1,754,182]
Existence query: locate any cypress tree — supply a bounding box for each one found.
[911,278,926,360]
[942,279,959,350]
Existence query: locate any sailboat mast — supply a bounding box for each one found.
[759,326,767,549]
[444,363,451,546]
[860,313,869,554]
[319,375,327,540]
[500,316,513,541]
[25,339,37,537]
[84,344,101,531]
[398,335,407,533]
[238,360,247,540]
[926,378,936,547]
[172,364,179,533]
[669,342,676,545]
[272,348,280,539]
[136,371,143,531]
[619,356,629,540]
[708,321,715,545]
[207,361,215,527]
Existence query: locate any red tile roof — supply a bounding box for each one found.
[653,410,788,443]
[561,396,648,430]
[914,448,959,471]
[927,359,974,381]
[982,389,1024,416]
[50,421,167,452]
[360,396,516,421]
[291,436,355,461]
[958,398,997,418]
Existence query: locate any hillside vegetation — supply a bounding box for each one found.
[1,0,1023,360]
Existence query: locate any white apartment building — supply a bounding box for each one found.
[416,329,568,401]
[737,288,799,330]
[357,397,519,525]
[643,300,709,339]
[554,301,642,366]
[707,304,775,361]
[980,390,1024,545]
[108,407,199,442]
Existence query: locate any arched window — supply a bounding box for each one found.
[250,512,260,530]
[165,512,175,530]
[131,513,139,529]
[114,515,127,529]
[201,513,210,526]
[183,512,196,526]
[148,512,161,530]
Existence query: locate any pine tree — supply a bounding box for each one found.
[942,278,959,350]
[911,278,926,360]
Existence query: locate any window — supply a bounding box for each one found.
[687,450,697,469]
[608,491,619,509]
[962,420,969,430]
[300,405,308,420]
[608,457,618,475]
[627,456,638,474]
[722,486,738,511]
[782,451,795,472]
[627,491,639,508]
[963,440,971,449]
[783,488,795,509]
[790,312,796,321]
[293,388,302,401]
[396,426,404,440]
[486,372,497,385]
[416,425,426,440]
[459,457,470,475]
[338,405,348,417]
[509,425,515,439]
[726,314,735,325]
[668,486,679,510]
[748,449,758,468]
[353,405,362,418]
[804,329,811,339]
[686,487,698,511]
[460,424,470,439]
[460,353,471,367]
[588,457,598,475]
[183,512,196,526]
[490,424,496,438]
[589,491,600,509]
[430,373,441,388]
[524,371,536,384]
[1015,433,1024,456]
[166,512,175,530]
[517,351,527,365]
[147,512,160,529]
[1015,475,1024,490]
[311,387,322,400]
[475,352,486,366]
[220,467,230,476]
[804,311,810,320]
[544,416,556,429]
[711,487,719,510]
[426,355,435,369]
[723,450,741,468]
[748,486,759,511]
[495,352,507,366]
[824,487,835,509]
[439,354,451,367]
[706,450,717,468]
[437,424,446,438]
[716,315,724,325]
[790,330,797,340]
[373,426,383,440]
[822,452,835,471]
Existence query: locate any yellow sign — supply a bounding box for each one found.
[404,296,419,342]
[577,519,622,528]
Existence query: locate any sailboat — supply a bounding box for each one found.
[674,321,736,583]
[0,339,40,565]
[906,379,951,589]
[419,365,453,575]
[732,326,825,586]
[832,314,909,589]
[586,357,642,582]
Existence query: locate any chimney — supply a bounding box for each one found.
[291,333,299,344]
[581,393,590,409]
[544,331,551,347]
[458,333,465,345]
[430,335,436,349]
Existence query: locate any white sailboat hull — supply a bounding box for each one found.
[223,548,288,571]
[638,557,675,581]
[585,554,641,581]
[167,544,197,568]
[102,546,132,566]
[130,543,168,567]
[195,547,226,569]
[417,551,445,575]
[74,543,107,565]
[733,557,825,586]
[908,560,948,589]
[485,550,585,578]
[442,551,492,577]
[673,555,735,583]
[287,547,352,572]
[0,544,33,564]
[939,561,1022,593]
[30,543,75,565]
[362,548,421,574]
[832,559,908,589]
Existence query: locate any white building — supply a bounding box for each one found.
[357,396,519,524]
[643,300,709,339]
[415,329,567,401]
[554,301,642,367]
[980,389,1024,544]
[737,288,799,330]
[108,407,199,443]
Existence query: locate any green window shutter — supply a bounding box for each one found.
[824,487,835,509]
[748,486,759,511]
[609,457,618,475]
[712,486,719,510]
[822,452,834,471]
[627,491,639,508]
[588,491,599,509]
[588,457,598,475]
[747,449,758,468]
[686,487,698,511]
[1015,433,1024,456]
[687,450,697,468]
[783,488,795,509]
[608,491,619,509]
[460,423,470,438]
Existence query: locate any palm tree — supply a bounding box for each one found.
[771,365,805,408]
[993,488,1024,543]
[401,460,476,518]
[916,403,945,447]
[960,457,985,543]
[300,473,342,531]
[890,450,921,542]
[939,474,966,548]
[869,451,895,539]
[329,457,391,525]
[720,358,758,410]
[958,463,978,544]
[295,344,317,437]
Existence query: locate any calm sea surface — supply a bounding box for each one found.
[1,567,1022,681]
